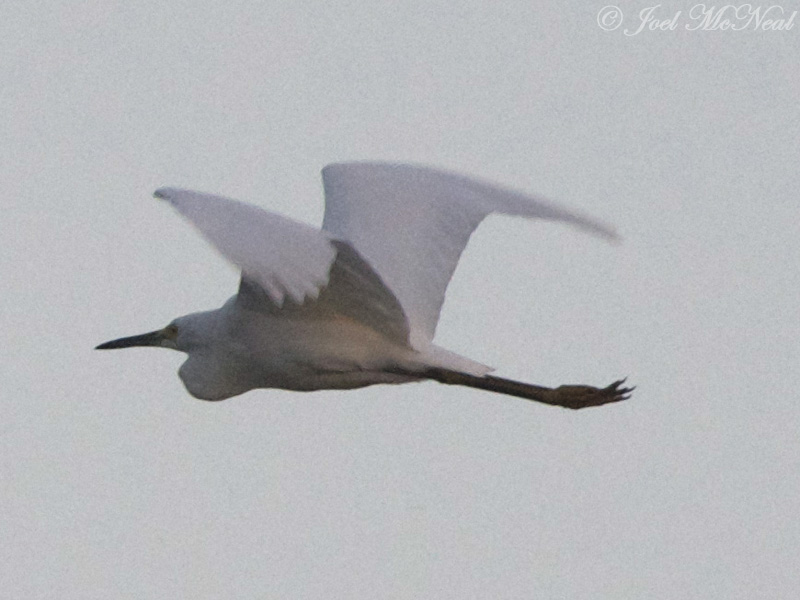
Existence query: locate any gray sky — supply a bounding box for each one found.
[3,1,799,598]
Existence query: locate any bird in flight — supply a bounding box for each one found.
[97,163,633,409]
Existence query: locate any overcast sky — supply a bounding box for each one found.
[3,1,799,598]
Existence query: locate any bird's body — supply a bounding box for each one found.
[98,162,633,408]
[175,296,419,400]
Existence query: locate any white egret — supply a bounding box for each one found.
[97,163,633,408]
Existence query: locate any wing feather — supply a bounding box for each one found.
[154,187,336,306]
[236,241,410,346]
[321,162,618,347]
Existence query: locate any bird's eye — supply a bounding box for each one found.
[164,324,179,339]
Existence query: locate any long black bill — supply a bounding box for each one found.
[95,329,166,350]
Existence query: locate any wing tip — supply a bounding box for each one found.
[153,187,178,202]
[560,211,622,244]
[587,222,623,244]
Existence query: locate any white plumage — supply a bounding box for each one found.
[98,162,632,409]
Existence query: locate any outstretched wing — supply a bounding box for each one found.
[321,162,619,347]
[154,188,410,345]
[154,187,336,306]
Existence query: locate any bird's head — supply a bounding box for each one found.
[96,308,247,401]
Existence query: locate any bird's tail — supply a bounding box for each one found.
[423,368,633,410]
